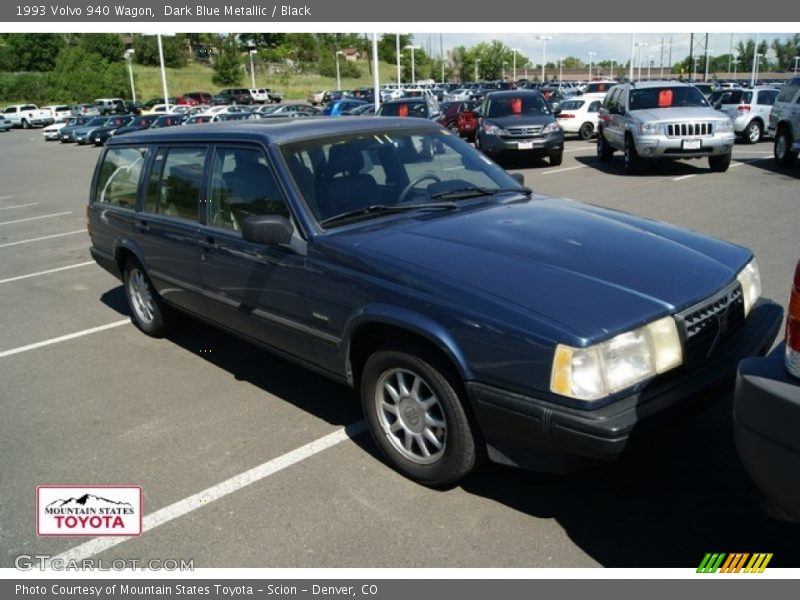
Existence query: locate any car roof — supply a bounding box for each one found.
[621,81,694,89]
[106,117,440,147]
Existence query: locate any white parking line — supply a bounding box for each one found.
[52,420,369,562]
[0,211,72,226]
[565,146,595,153]
[0,261,95,284]
[0,202,39,211]
[0,320,130,359]
[672,174,697,181]
[0,195,14,201]
[542,165,588,175]
[0,229,85,248]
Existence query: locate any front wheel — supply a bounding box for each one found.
[624,135,642,174]
[21,119,30,129]
[744,120,762,144]
[123,258,172,337]
[549,151,563,166]
[774,128,798,166]
[361,345,480,487]
[708,152,732,172]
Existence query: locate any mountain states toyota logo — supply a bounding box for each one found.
[36,485,142,536]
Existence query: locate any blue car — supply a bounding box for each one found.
[87,118,782,486]
[321,99,367,116]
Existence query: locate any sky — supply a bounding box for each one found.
[409,32,795,66]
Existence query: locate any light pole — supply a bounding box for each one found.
[647,55,653,80]
[537,35,552,82]
[335,50,344,90]
[692,56,700,82]
[474,58,481,81]
[636,42,648,80]
[559,57,564,82]
[248,49,257,89]
[395,34,401,85]
[754,53,763,85]
[750,33,761,87]
[587,51,596,81]
[704,50,714,82]
[156,34,170,108]
[793,56,800,75]
[610,59,615,80]
[404,44,421,85]
[502,61,508,81]
[512,48,520,82]
[733,56,739,81]
[124,48,136,103]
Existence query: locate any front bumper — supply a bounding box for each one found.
[734,343,800,522]
[467,299,782,472]
[42,130,62,140]
[633,132,735,158]
[479,131,564,154]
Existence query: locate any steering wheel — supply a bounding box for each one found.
[397,174,442,204]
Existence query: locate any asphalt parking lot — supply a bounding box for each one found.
[1,128,798,569]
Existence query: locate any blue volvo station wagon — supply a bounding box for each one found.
[88,118,782,486]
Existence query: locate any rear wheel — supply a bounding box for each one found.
[709,151,732,172]
[578,122,594,140]
[774,128,798,166]
[123,257,172,337]
[624,135,642,174]
[361,344,481,487]
[597,130,614,162]
[21,119,30,129]
[744,120,762,144]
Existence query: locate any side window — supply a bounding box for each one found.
[777,83,800,103]
[603,88,619,110]
[588,101,601,113]
[143,146,206,221]
[208,147,289,232]
[95,147,147,209]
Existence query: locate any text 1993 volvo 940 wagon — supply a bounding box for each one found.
[88,118,782,486]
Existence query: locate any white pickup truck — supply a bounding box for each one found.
[2,104,54,129]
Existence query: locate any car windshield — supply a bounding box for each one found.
[87,117,107,126]
[485,94,551,118]
[281,129,524,227]
[630,87,709,109]
[585,83,614,94]
[559,100,585,110]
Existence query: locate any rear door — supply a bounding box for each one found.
[135,145,209,317]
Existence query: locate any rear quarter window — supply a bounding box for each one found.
[95,147,147,209]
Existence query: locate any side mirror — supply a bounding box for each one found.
[511,172,525,186]
[240,215,294,246]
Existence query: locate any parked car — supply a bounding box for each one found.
[713,87,779,144]
[2,104,54,128]
[0,115,12,132]
[149,114,183,129]
[257,102,319,117]
[474,90,564,165]
[581,81,616,96]
[307,90,328,106]
[182,114,215,125]
[692,83,718,98]
[59,116,94,142]
[734,258,799,522]
[376,98,441,121]
[112,114,161,137]
[92,115,135,145]
[41,115,72,140]
[177,92,213,106]
[215,88,255,105]
[444,89,474,102]
[41,105,73,120]
[93,98,126,116]
[596,81,735,173]
[88,118,781,487]
[556,98,603,140]
[344,104,376,116]
[70,116,110,144]
[768,76,800,166]
[457,102,480,141]
[321,99,368,116]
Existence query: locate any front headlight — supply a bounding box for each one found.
[715,119,734,133]
[550,316,683,401]
[543,121,562,134]
[638,122,661,135]
[736,259,761,318]
[483,122,506,135]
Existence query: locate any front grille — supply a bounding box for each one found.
[666,122,715,137]
[505,126,543,137]
[678,282,745,365]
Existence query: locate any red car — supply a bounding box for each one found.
[456,101,480,141]
[177,91,213,106]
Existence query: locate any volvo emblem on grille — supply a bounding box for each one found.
[707,292,733,357]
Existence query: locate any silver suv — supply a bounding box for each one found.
[768,77,800,166]
[597,81,735,173]
[713,86,779,144]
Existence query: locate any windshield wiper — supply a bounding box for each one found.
[430,186,532,200]
[319,202,458,227]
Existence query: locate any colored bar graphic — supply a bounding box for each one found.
[698,552,772,573]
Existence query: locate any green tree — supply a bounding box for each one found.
[771,34,800,71]
[2,33,65,71]
[212,34,244,87]
[453,41,529,81]
[77,33,125,64]
[132,34,188,69]
[318,51,361,80]
[377,34,413,65]
[47,47,128,102]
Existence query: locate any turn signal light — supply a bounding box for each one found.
[786,259,800,379]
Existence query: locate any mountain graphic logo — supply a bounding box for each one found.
[47,493,133,509]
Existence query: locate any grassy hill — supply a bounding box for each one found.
[132,59,398,102]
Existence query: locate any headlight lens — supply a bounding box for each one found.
[638,122,661,135]
[736,259,761,318]
[715,119,734,133]
[482,122,506,135]
[550,316,683,401]
[543,121,562,134]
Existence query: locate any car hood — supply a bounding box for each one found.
[629,106,730,122]
[483,114,556,128]
[323,196,751,342]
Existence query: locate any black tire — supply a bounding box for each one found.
[709,151,732,172]
[123,257,172,337]
[360,344,481,487]
[597,130,614,162]
[21,119,30,129]
[549,151,563,166]
[447,121,459,134]
[624,134,642,174]
[743,120,762,144]
[774,127,798,166]
[578,122,594,141]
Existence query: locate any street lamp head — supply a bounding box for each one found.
[537,35,553,42]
